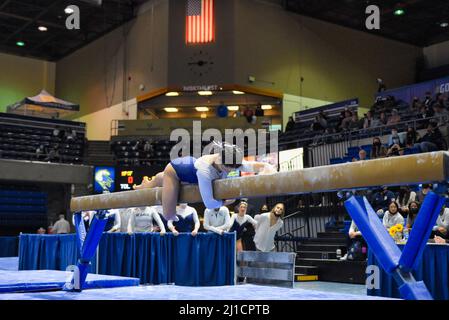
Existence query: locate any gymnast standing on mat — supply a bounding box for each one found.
[134,142,277,221]
[228,201,258,252]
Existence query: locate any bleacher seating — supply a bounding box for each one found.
[0,113,86,164]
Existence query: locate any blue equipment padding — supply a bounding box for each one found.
[344,196,401,273]
[399,192,445,272]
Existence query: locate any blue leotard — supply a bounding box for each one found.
[170,156,198,183]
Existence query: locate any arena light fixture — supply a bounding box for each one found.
[227,106,239,111]
[261,105,272,110]
[195,107,209,112]
[198,91,213,96]
[16,41,25,47]
[38,26,48,32]
[200,114,207,119]
[394,8,405,16]
[441,22,449,28]
[232,90,245,95]
[164,107,178,113]
[165,92,179,97]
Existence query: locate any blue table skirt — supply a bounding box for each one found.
[0,237,19,257]
[19,233,235,286]
[368,244,449,300]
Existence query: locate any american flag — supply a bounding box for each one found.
[186,0,214,44]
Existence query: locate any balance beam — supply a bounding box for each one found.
[70,151,449,212]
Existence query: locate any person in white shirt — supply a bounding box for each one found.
[229,202,257,252]
[431,207,449,239]
[52,214,71,234]
[127,207,166,234]
[168,203,200,236]
[383,201,405,229]
[203,206,231,235]
[72,211,95,233]
[119,208,133,233]
[253,203,284,252]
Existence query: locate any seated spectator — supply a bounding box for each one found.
[386,127,405,157]
[339,110,353,131]
[370,137,387,159]
[423,91,434,108]
[405,126,420,147]
[285,116,295,132]
[405,201,420,231]
[379,112,388,126]
[436,93,449,109]
[203,206,231,235]
[348,114,361,131]
[433,103,449,125]
[386,109,401,126]
[383,201,405,229]
[358,149,367,161]
[373,187,396,216]
[416,184,432,203]
[410,97,421,115]
[397,186,417,216]
[414,122,445,153]
[340,220,367,261]
[311,115,326,132]
[363,111,380,129]
[430,206,449,240]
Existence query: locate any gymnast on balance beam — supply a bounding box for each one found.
[133,141,277,221]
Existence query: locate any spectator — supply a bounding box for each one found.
[203,206,231,235]
[348,114,361,131]
[387,128,405,157]
[229,202,257,252]
[436,93,449,109]
[358,149,367,161]
[430,206,449,239]
[383,201,405,229]
[387,109,401,126]
[339,110,353,131]
[406,201,420,231]
[370,137,387,159]
[418,105,434,125]
[379,112,388,126]
[255,105,264,117]
[52,214,71,234]
[410,97,421,115]
[127,206,166,234]
[72,211,95,232]
[373,187,396,215]
[363,111,379,129]
[311,115,326,132]
[423,91,434,108]
[405,126,420,148]
[285,117,295,132]
[414,122,444,153]
[253,203,284,252]
[104,209,121,233]
[416,184,432,203]
[143,140,152,153]
[397,186,417,216]
[433,103,449,125]
[340,221,367,261]
[37,227,46,234]
[168,203,200,236]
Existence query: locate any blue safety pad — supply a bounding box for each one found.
[0,270,139,293]
[0,257,18,271]
[398,281,433,300]
[345,196,401,273]
[399,192,445,272]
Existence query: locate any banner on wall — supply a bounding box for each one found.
[375,76,449,103]
[293,98,358,123]
[94,167,116,194]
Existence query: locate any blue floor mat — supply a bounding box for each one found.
[0,257,18,271]
[0,283,397,300]
[0,270,139,293]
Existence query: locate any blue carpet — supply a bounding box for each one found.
[0,257,18,271]
[0,283,396,300]
[0,270,139,293]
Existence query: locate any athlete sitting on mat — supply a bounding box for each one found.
[133,142,277,221]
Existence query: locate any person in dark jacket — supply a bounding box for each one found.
[414,122,444,153]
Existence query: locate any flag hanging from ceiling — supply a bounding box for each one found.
[186,0,214,44]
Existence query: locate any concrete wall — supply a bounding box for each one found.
[233,0,422,110]
[56,0,169,118]
[424,41,449,69]
[0,52,55,112]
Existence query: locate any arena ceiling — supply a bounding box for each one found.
[1,0,448,61]
[283,0,449,47]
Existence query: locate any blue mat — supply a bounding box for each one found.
[0,257,18,271]
[0,270,139,293]
[0,284,397,300]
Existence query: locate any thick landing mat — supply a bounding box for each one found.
[0,257,18,271]
[0,270,139,293]
[0,284,396,300]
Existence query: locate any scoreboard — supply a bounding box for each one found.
[115,165,165,191]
